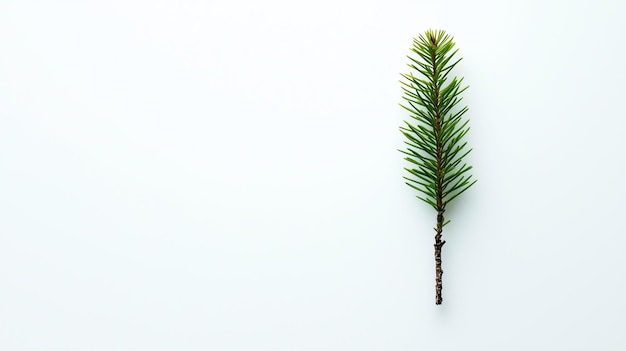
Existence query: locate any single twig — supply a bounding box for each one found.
[399,29,476,305]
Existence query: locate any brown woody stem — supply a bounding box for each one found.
[430,32,446,305]
[434,211,445,305]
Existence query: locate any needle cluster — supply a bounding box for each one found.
[400,29,475,212]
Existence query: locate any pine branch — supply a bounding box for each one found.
[399,29,476,305]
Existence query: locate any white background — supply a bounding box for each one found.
[1,0,626,350]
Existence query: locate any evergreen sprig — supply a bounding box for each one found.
[399,29,476,305]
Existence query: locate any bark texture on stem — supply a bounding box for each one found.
[434,211,446,305]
